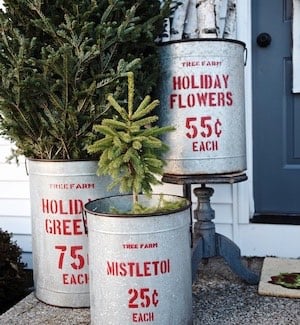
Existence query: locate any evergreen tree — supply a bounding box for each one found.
[0,0,168,159]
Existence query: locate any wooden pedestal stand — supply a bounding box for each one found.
[162,172,259,285]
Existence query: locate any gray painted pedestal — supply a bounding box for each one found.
[162,172,259,285]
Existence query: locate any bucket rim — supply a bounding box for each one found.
[157,38,246,48]
[84,194,191,218]
[26,158,98,176]
[27,158,97,163]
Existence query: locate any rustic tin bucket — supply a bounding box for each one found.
[84,194,193,325]
[159,39,247,174]
[28,159,117,307]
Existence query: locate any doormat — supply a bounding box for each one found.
[258,257,300,298]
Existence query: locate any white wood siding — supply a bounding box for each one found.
[0,137,31,268]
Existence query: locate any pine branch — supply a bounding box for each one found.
[0,0,168,159]
[87,72,174,210]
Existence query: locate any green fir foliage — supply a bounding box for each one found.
[87,72,181,212]
[0,0,169,159]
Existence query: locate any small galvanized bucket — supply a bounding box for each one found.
[28,159,117,307]
[84,194,193,325]
[159,38,247,174]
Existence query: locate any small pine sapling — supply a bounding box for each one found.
[87,72,184,213]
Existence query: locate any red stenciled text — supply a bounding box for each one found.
[169,74,233,109]
[129,288,159,322]
[49,183,95,190]
[132,312,155,323]
[42,198,85,215]
[42,199,89,236]
[62,273,89,285]
[128,288,159,309]
[185,116,222,152]
[181,60,222,68]
[45,218,85,235]
[173,74,229,90]
[55,245,89,286]
[55,245,88,270]
[122,242,158,249]
[106,259,170,277]
[192,141,219,152]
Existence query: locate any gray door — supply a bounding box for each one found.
[252,0,300,217]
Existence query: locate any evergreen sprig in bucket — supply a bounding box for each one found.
[87,71,186,213]
[85,72,193,324]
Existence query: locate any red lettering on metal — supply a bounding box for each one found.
[49,183,95,190]
[132,312,155,322]
[172,74,229,91]
[45,218,85,235]
[106,259,171,277]
[62,273,89,285]
[169,74,233,109]
[41,199,85,215]
[169,91,233,109]
[192,141,219,152]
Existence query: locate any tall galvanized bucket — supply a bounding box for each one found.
[84,194,193,325]
[28,159,117,307]
[159,39,247,174]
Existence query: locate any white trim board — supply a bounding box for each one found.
[237,223,300,258]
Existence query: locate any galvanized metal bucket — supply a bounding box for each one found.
[84,194,193,325]
[159,39,247,174]
[28,159,117,307]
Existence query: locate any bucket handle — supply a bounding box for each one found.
[244,47,248,66]
[25,159,29,176]
[82,210,88,235]
[189,209,193,249]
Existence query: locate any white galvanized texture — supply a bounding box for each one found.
[159,39,247,174]
[85,195,193,325]
[28,160,117,307]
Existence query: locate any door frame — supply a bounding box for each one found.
[236,0,255,223]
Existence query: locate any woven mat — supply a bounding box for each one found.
[258,257,300,298]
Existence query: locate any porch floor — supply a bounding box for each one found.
[1,257,299,324]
